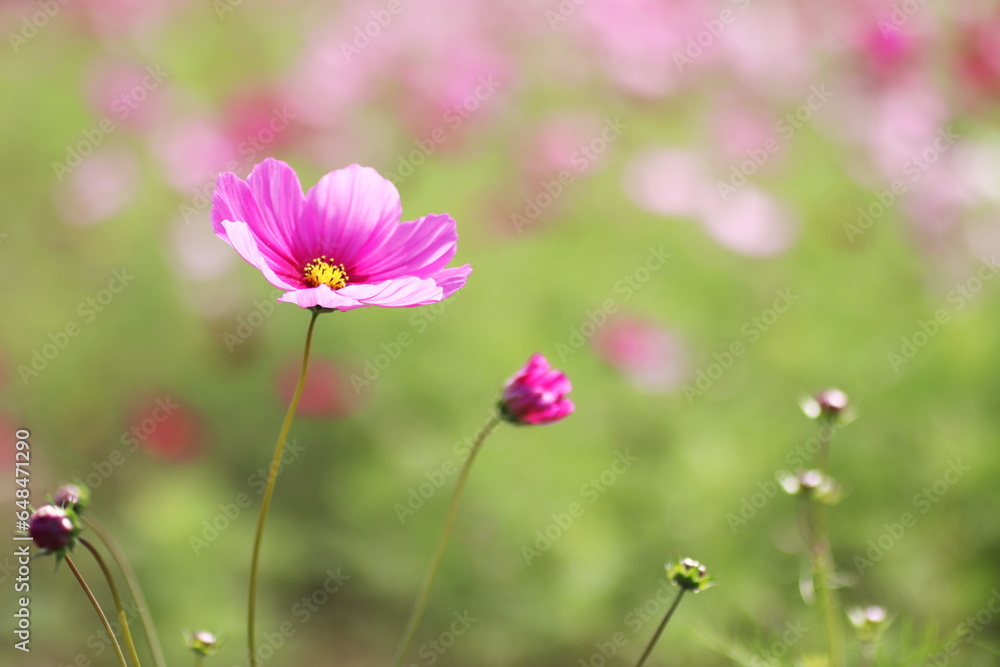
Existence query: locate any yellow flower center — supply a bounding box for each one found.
[302,256,349,290]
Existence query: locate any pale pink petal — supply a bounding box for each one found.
[245,158,307,260]
[300,164,402,268]
[212,173,298,275]
[278,286,364,310]
[430,265,473,300]
[338,276,444,307]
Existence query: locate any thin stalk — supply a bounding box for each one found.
[80,538,143,667]
[85,516,166,667]
[811,501,845,667]
[816,418,834,477]
[811,419,844,667]
[248,309,320,667]
[391,414,502,667]
[66,553,130,667]
[634,589,686,667]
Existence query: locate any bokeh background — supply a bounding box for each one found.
[2,0,1000,665]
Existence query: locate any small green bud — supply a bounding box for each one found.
[187,630,219,657]
[848,605,888,642]
[666,558,713,592]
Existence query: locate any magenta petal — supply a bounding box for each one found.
[358,214,458,281]
[300,164,402,266]
[499,354,574,426]
[222,221,298,290]
[245,158,307,260]
[431,265,473,300]
[338,277,443,307]
[212,172,296,273]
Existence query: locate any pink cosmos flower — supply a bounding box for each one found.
[499,354,574,426]
[212,158,471,310]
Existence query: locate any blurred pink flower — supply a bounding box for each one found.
[152,117,236,193]
[701,187,798,257]
[169,220,235,281]
[74,0,186,42]
[284,16,380,129]
[85,59,170,131]
[222,89,299,155]
[858,22,917,80]
[580,0,705,97]
[592,316,688,393]
[711,106,783,166]
[395,45,509,140]
[55,147,138,227]
[212,158,471,310]
[956,16,1000,97]
[858,80,950,183]
[127,397,206,463]
[720,3,814,90]
[276,357,359,418]
[522,113,611,183]
[623,148,715,218]
[499,354,574,426]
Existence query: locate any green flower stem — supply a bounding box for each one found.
[85,516,166,667]
[816,417,834,476]
[66,553,130,667]
[634,589,686,667]
[811,419,844,667]
[391,414,502,667]
[810,500,845,667]
[80,538,142,667]
[248,309,320,667]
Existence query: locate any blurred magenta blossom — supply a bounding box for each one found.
[126,396,206,463]
[499,354,574,425]
[275,356,361,418]
[55,147,139,227]
[592,316,688,393]
[212,158,471,310]
[624,148,798,256]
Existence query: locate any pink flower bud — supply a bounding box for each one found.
[499,354,574,425]
[28,505,76,553]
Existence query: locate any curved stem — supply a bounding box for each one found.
[391,414,502,667]
[634,589,685,667]
[80,538,142,667]
[248,309,320,667]
[66,553,130,667]
[85,516,166,667]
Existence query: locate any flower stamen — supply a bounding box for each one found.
[302,256,349,289]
